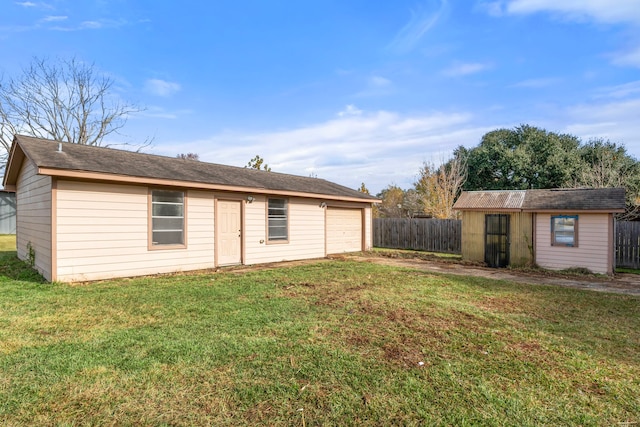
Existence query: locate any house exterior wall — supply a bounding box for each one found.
[16,160,52,281]
[55,180,215,282]
[535,213,612,274]
[53,181,372,282]
[363,206,372,251]
[244,195,327,264]
[461,210,533,266]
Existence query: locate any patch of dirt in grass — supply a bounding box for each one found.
[474,295,529,314]
[382,340,426,367]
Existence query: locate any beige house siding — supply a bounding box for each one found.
[244,196,326,264]
[461,210,533,266]
[55,181,215,281]
[363,206,372,251]
[535,213,612,274]
[16,160,52,281]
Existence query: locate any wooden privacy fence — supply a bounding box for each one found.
[373,218,461,254]
[616,220,640,269]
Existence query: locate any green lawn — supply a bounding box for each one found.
[0,242,639,425]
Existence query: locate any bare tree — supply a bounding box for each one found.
[0,56,148,165]
[415,155,467,219]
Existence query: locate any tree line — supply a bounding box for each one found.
[365,125,640,220]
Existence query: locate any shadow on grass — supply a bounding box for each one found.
[0,251,46,283]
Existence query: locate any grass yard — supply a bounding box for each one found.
[0,241,639,425]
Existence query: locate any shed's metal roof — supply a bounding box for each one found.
[453,190,526,210]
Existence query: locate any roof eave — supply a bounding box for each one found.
[37,167,379,203]
[522,208,626,214]
[453,208,523,212]
[2,137,26,189]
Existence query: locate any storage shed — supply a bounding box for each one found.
[3,135,378,282]
[453,188,626,274]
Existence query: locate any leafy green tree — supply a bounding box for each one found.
[375,185,405,218]
[460,125,582,191]
[357,182,370,194]
[246,155,271,171]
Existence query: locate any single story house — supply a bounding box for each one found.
[3,135,379,282]
[453,188,626,274]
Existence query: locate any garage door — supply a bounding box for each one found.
[326,208,362,254]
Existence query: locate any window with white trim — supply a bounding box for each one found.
[151,190,185,246]
[551,215,578,247]
[268,198,288,241]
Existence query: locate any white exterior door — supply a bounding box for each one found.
[218,200,242,265]
[326,208,363,254]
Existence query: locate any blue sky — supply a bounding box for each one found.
[2,0,639,193]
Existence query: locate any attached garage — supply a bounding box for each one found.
[326,207,363,254]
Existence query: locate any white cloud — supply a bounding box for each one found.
[41,15,67,22]
[563,98,640,150]
[338,105,363,117]
[499,0,640,25]
[477,1,505,17]
[593,80,640,99]
[157,107,491,193]
[442,62,491,77]
[15,1,37,7]
[388,0,449,54]
[510,77,560,88]
[611,45,640,68]
[370,75,391,87]
[137,106,192,120]
[144,79,181,97]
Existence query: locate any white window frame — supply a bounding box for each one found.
[267,198,288,243]
[149,189,186,249]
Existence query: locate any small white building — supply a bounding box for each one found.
[3,135,378,282]
[453,188,626,274]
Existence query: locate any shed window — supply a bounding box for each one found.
[551,215,578,247]
[268,198,288,241]
[151,190,185,246]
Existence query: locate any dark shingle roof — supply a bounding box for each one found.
[8,135,377,202]
[454,188,626,212]
[523,188,626,211]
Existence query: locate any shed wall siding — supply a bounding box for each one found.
[244,196,326,264]
[535,213,611,274]
[461,211,533,266]
[16,160,52,281]
[56,181,215,281]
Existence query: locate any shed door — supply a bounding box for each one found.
[218,200,242,265]
[326,208,362,254]
[485,214,509,268]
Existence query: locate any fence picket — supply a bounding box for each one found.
[373,218,462,254]
[616,221,640,269]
